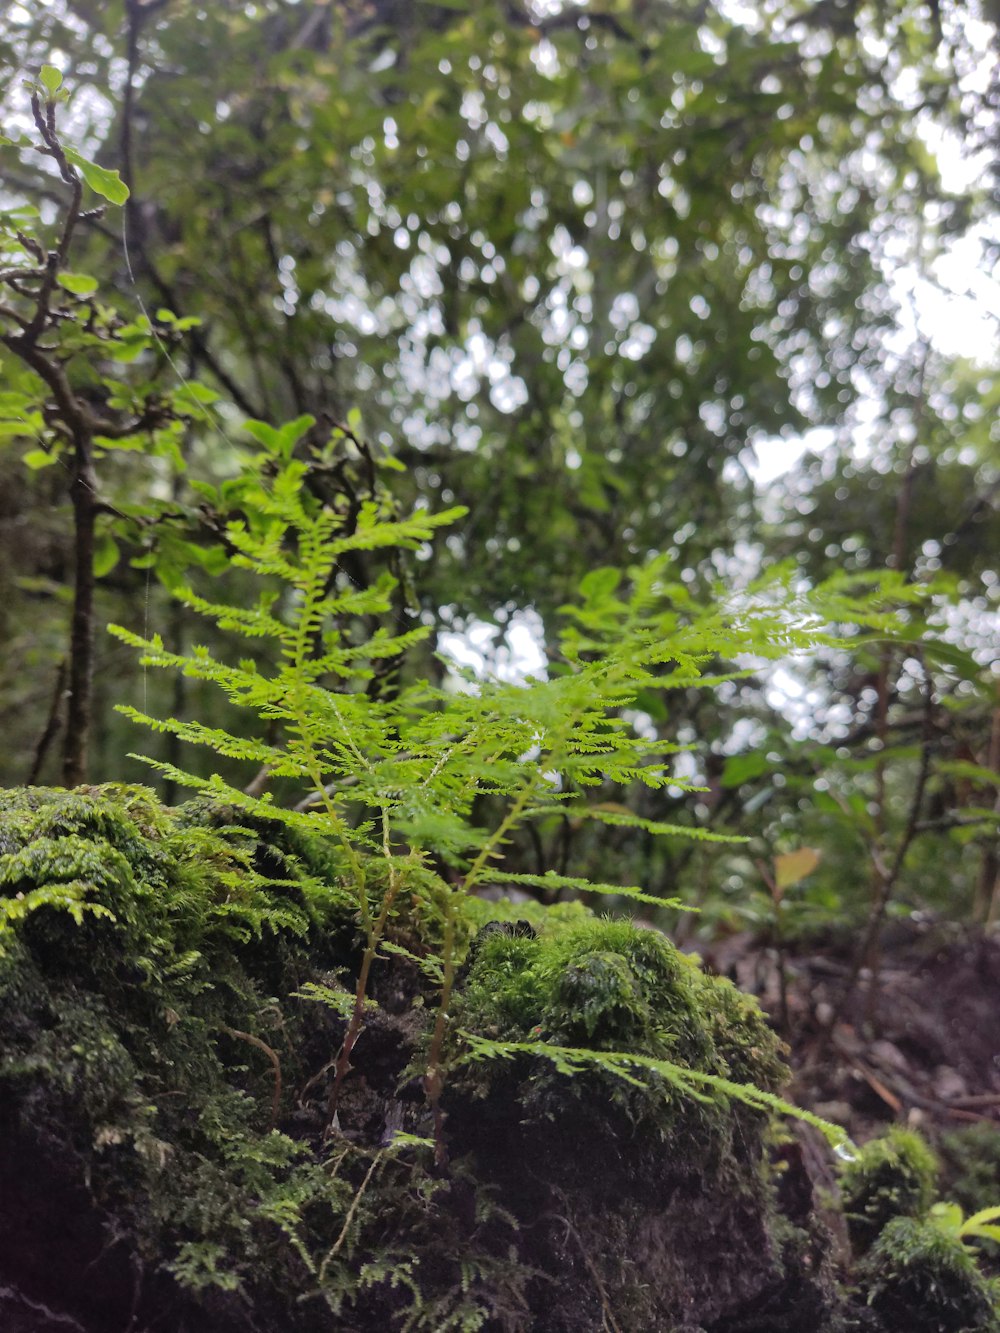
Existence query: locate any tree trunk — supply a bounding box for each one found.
[63,435,96,787]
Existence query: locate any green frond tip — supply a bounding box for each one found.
[377,940,445,983]
[456,1033,853,1153]
[497,872,692,911]
[115,707,287,765]
[124,754,213,793]
[527,805,747,844]
[294,982,377,1019]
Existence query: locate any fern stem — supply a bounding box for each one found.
[423,724,580,1161]
[329,867,403,1116]
[317,1148,385,1283]
[424,897,457,1168]
[459,775,540,894]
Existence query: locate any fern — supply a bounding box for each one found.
[456,1033,854,1155]
[109,415,924,1160]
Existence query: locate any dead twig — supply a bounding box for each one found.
[548,1205,623,1333]
[221,1025,282,1130]
[813,652,935,1059]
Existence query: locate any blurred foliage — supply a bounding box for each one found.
[0,0,997,943]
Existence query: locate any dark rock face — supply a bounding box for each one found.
[0,1110,128,1332]
[0,1288,87,1333]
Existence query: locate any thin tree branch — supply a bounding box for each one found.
[26,658,68,785]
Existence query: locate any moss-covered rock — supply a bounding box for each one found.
[839,1127,939,1254]
[858,1215,1000,1332]
[939,1123,1000,1226]
[0,783,949,1331]
[0,784,447,1330]
[442,918,837,1330]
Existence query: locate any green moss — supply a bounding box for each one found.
[0,786,537,1327]
[840,1127,939,1253]
[0,786,847,1330]
[446,917,806,1326]
[859,1216,1000,1332]
[455,917,786,1095]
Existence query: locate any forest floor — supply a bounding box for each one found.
[704,922,1000,1149]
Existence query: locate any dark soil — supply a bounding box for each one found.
[704,923,1000,1145]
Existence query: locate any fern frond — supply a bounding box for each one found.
[498,872,690,911]
[525,806,747,843]
[456,1034,853,1152]
[116,707,287,765]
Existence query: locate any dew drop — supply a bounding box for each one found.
[833,1141,859,1163]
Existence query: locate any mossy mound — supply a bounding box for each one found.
[858,1216,1000,1333]
[0,784,471,1330]
[840,1127,939,1254]
[0,784,901,1330]
[940,1124,1000,1230]
[837,1127,1000,1330]
[446,919,836,1330]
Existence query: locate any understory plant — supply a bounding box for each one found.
[1,69,940,1168]
[106,410,928,1162]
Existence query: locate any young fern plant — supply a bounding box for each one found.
[112,416,465,1108]
[111,417,923,1160]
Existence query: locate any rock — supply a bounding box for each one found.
[2,785,992,1331]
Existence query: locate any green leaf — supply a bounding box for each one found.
[57,271,99,296]
[0,392,33,413]
[244,418,280,450]
[0,421,35,442]
[962,1204,1000,1235]
[277,414,316,457]
[22,448,57,469]
[193,544,232,576]
[63,147,130,204]
[721,752,770,787]
[40,65,63,96]
[937,760,999,788]
[579,567,621,602]
[173,381,219,408]
[0,199,36,216]
[93,535,120,578]
[921,639,986,681]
